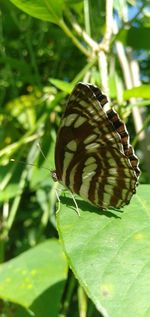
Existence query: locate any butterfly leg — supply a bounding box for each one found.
[55,189,61,213]
[70,192,80,216]
[54,187,80,216]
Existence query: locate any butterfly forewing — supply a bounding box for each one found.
[54,82,140,209]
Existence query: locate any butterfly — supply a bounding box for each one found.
[52,82,140,210]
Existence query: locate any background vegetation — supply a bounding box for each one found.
[0,1,150,317]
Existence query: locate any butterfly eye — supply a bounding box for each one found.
[51,170,58,182]
[54,82,140,210]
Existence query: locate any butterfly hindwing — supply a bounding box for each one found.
[54,82,140,209]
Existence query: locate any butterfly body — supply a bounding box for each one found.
[54,83,140,210]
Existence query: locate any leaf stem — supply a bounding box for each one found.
[84,0,91,37]
[65,9,98,51]
[132,114,150,147]
[1,170,27,242]
[7,170,27,231]
[97,0,114,94]
[59,19,91,57]
[72,56,98,85]
[0,132,43,158]
[61,272,77,316]
[100,0,114,52]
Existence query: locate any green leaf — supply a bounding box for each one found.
[9,0,65,24]
[117,27,150,50]
[0,239,67,316]
[123,85,150,100]
[65,0,83,3]
[57,185,150,317]
[109,73,124,102]
[128,100,150,108]
[49,78,74,93]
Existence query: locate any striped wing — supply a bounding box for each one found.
[54,82,140,209]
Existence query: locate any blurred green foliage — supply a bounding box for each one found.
[0,0,150,316]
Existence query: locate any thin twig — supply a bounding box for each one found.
[132,114,150,147]
[84,0,91,37]
[98,51,109,96]
[113,20,145,141]
[59,19,91,57]
[125,2,146,25]
[65,9,98,51]
[98,0,114,95]
[100,0,114,52]
[0,132,43,157]
[2,169,27,239]
[44,0,91,56]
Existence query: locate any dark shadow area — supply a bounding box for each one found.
[60,195,123,219]
[14,280,65,317]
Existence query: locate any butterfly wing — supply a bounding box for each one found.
[55,82,140,209]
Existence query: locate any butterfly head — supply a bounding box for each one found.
[51,170,58,182]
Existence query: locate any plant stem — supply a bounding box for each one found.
[102,0,114,52]
[65,9,98,51]
[125,2,146,25]
[72,56,97,84]
[78,286,87,317]
[44,0,90,57]
[98,51,109,95]
[84,0,91,37]
[0,132,43,158]
[1,169,27,243]
[6,169,27,232]
[132,114,150,147]
[97,0,113,95]
[61,272,76,316]
[113,20,145,139]
[59,19,90,57]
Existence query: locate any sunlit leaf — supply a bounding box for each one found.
[9,0,65,24]
[124,85,150,99]
[0,240,67,316]
[57,185,150,317]
[50,78,74,93]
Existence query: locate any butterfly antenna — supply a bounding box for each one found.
[10,159,50,172]
[36,142,47,160]
[10,141,52,172]
[36,142,52,171]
